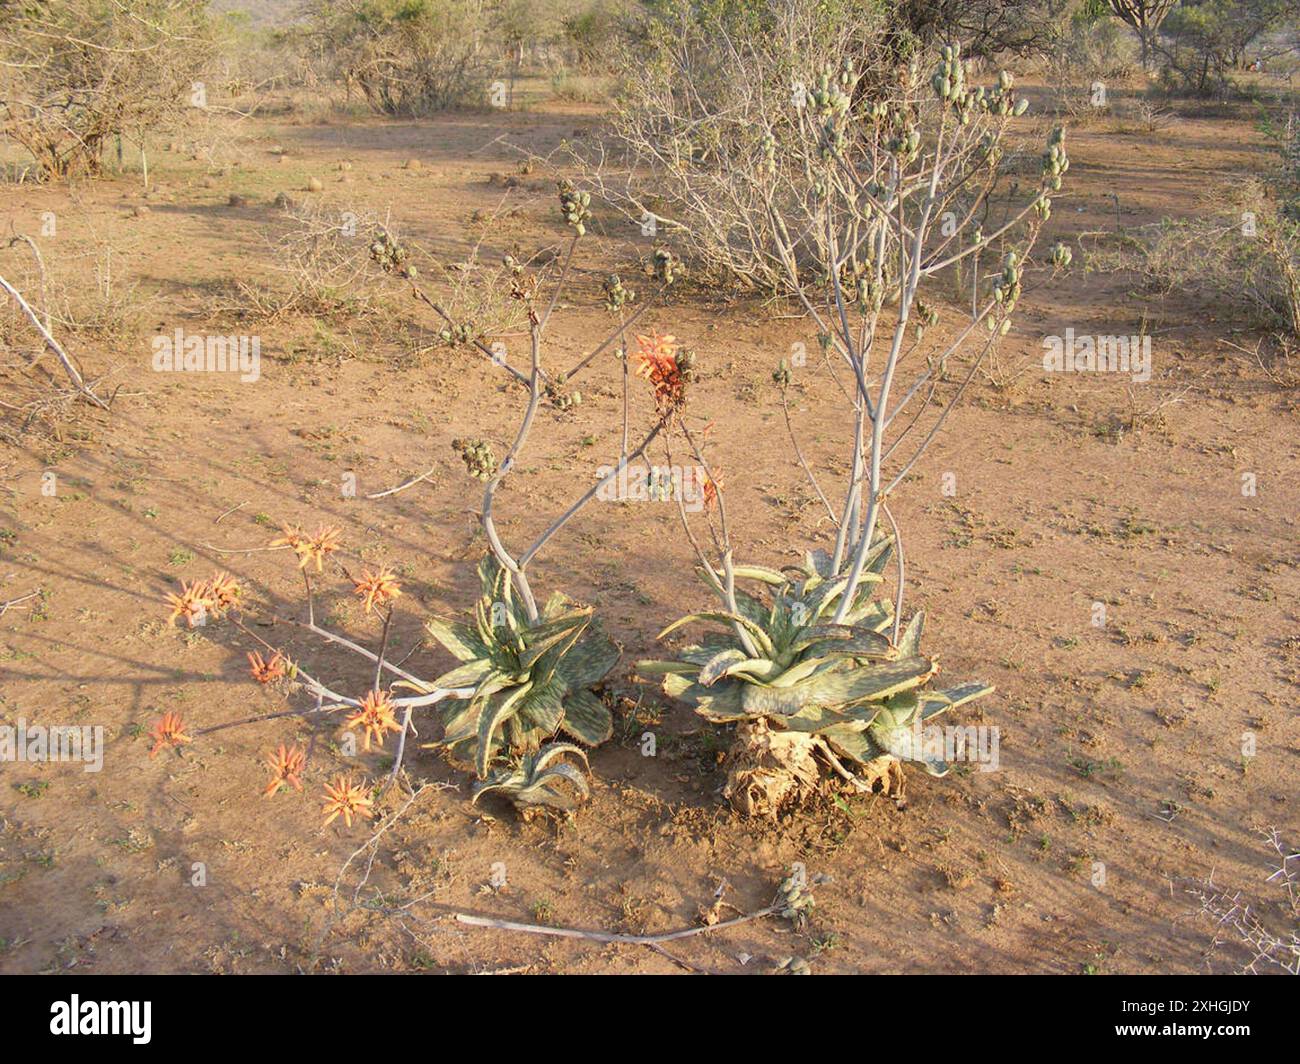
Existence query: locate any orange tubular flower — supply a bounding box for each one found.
[352,566,402,615]
[207,571,242,612]
[165,580,214,628]
[634,332,686,412]
[263,744,306,797]
[321,776,374,828]
[702,471,723,512]
[344,689,402,752]
[271,524,341,572]
[248,650,289,684]
[300,526,342,572]
[270,524,307,553]
[148,712,192,758]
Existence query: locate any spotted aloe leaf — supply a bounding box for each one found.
[477,682,533,778]
[739,656,936,716]
[428,656,493,690]
[820,723,879,763]
[698,648,752,686]
[791,624,893,658]
[897,610,925,658]
[554,625,619,689]
[440,697,482,748]
[635,658,698,676]
[921,682,994,718]
[518,676,566,734]
[843,598,893,630]
[519,616,590,670]
[561,688,613,745]
[514,761,591,807]
[730,564,789,586]
[471,743,591,811]
[657,611,776,658]
[425,617,491,663]
[662,674,746,721]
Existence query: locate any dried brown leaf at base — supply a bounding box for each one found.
[722,719,906,818]
[722,719,821,819]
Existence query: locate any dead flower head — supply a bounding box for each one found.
[248,649,290,684]
[165,572,240,627]
[635,332,686,412]
[272,524,342,572]
[165,580,213,628]
[702,471,723,512]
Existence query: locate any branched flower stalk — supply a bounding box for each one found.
[150,188,682,818]
[638,42,1072,817]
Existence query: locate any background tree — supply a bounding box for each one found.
[0,0,217,180]
[1106,0,1180,68]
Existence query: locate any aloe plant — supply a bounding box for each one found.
[471,743,591,813]
[638,540,992,817]
[419,557,618,782]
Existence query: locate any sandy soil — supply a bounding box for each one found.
[0,87,1296,974]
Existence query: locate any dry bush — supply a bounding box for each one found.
[0,226,145,352]
[1042,9,1142,119]
[0,0,218,181]
[0,231,126,442]
[1184,828,1299,975]
[297,0,489,116]
[1085,177,1300,335]
[588,0,894,293]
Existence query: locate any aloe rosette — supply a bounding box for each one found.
[638,538,993,816]
[416,557,618,808]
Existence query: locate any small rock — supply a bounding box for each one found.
[337,161,352,171]
[403,159,422,170]
[130,205,150,218]
[228,193,249,207]
[306,177,323,192]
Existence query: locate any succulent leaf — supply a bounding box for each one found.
[425,617,490,662]
[477,682,533,778]
[560,689,613,745]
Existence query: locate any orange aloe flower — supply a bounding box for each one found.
[352,565,402,615]
[344,689,402,752]
[248,649,289,684]
[165,580,214,627]
[263,744,306,797]
[634,332,686,412]
[148,711,193,758]
[271,524,341,572]
[321,776,374,828]
[702,471,723,512]
[207,571,242,611]
[270,524,307,552]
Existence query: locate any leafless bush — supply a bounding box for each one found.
[0,0,218,181]
[1184,828,1299,975]
[0,224,145,352]
[1085,178,1300,335]
[1041,8,1141,118]
[587,0,894,293]
[297,0,488,117]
